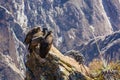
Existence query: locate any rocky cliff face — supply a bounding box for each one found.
[23,0,114,52]
[103,0,120,31]
[76,31,120,64]
[0,0,120,80]
[0,6,26,79]
[1,0,118,52]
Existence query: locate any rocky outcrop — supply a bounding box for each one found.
[24,27,90,80]
[25,45,90,80]
[65,50,85,64]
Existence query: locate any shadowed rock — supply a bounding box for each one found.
[65,50,85,64]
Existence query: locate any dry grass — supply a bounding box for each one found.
[88,59,120,80]
[89,59,103,74]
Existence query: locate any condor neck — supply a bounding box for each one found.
[45,33,50,39]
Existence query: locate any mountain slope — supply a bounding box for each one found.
[76,31,120,63]
[0,6,26,80]
[0,0,120,79]
[1,0,118,52]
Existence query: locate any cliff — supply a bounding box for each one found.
[1,0,120,52]
[0,0,120,80]
[76,31,120,64]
